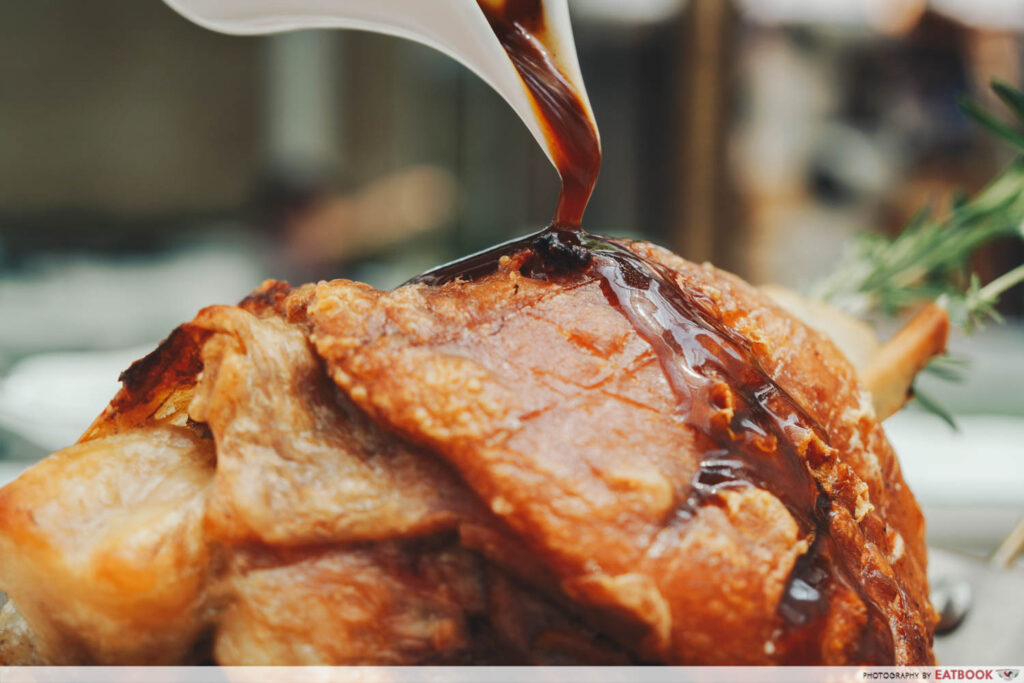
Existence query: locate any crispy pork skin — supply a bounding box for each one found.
[308,241,935,664]
[214,542,489,665]
[185,304,480,547]
[0,241,936,665]
[0,427,215,664]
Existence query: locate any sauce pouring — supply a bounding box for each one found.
[163,0,914,662]
[406,3,907,660]
[161,0,600,224]
[476,0,601,226]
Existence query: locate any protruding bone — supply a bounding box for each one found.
[860,303,950,420]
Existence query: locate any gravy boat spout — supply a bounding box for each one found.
[161,0,598,169]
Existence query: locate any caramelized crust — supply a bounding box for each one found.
[0,427,215,664]
[0,241,936,665]
[185,305,480,546]
[215,541,489,665]
[308,241,936,664]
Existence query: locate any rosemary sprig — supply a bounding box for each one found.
[917,262,1024,427]
[810,80,1024,321]
[912,387,959,430]
[939,263,1024,333]
[809,81,1024,425]
[921,354,969,383]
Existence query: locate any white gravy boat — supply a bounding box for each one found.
[161,0,598,168]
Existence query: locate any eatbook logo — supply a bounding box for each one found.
[998,671,1020,681]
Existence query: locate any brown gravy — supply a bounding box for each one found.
[409,2,899,663]
[477,0,601,227]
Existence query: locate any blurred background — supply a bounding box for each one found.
[0,0,1023,559]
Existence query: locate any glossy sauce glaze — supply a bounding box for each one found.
[410,228,896,662]
[410,1,898,664]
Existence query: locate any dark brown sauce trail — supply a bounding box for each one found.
[406,228,896,663]
[477,0,601,227]
[410,0,899,665]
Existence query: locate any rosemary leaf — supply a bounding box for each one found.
[808,81,1024,425]
[993,80,1024,124]
[912,387,959,431]
[958,96,1024,150]
[923,355,969,383]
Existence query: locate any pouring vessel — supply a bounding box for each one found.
[161,0,598,168]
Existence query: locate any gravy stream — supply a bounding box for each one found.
[409,1,899,664]
[477,0,601,227]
